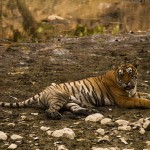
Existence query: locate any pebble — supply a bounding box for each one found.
[31,113,39,116]
[34,137,39,140]
[47,130,53,135]
[146,141,150,146]
[137,118,144,124]
[57,144,69,150]
[118,125,131,131]
[143,120,150,130]
[40,126,50,131]
[139,128,145,134]
[119,137,128,144]
[51,128,75,139]
[0,131,8,140]
[10,134,23,140]
[97,135,110,143]
[96,128,105,136]
[20,115,26,120]
[7,123,15,127]
[8,143,17,149]
[115,119,129,126]
[85,113,104,122]
[100,118,112,125]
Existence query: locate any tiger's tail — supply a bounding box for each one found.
[0,94,40,108]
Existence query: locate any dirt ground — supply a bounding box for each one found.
[0,33,150,150]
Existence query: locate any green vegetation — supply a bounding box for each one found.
[74,24,121,37]
[74,24,106,36]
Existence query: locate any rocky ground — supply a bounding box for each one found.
[0,33,150,150]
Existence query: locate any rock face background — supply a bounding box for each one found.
[0,33,150,149]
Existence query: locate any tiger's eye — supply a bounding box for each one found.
[132,76,137,79]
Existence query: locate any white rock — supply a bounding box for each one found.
[118,125,131,131]
[97,135,109,143]
[0,131,8,140]
[34,137,39,140]
[40,126,50,131]
[139,128,145,134]
[119,137,128,144]
[11,134,23,140]
[57,144,69,150]
[20,115,26,120]
[51,128,75,139]
[47,130,53,135]
[101,118,112,125]
[85,113,104,122]
[115,119,129,126]
[31,113,39,116]
[7,123,15,127]
[8,143,17,149]
[137,118,144,124]
[146,141,150,146]
[143,120,150,129]
[96,128,105,135]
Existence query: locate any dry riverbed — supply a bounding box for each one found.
[0,33,150,150]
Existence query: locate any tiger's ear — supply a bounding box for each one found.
[133,60,139,69]
[132,59,139,69]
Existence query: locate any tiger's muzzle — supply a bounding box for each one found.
[124,82,135,90]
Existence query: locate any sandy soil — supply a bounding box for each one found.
[0,33,150,150]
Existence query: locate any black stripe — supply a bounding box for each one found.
[73,81,80,93]
[80,86,89,104]
[92,90,100,106]
[93,78,103,106]
[87,78,101,106]
[68,82,76,96]
[87,92,96,106]
[103,82,114,104]
[97,76,112,105]
[82,80,90,92]
[63,83,70,93]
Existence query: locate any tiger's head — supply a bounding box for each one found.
[115,64,138,91]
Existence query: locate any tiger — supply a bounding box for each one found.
[0,64,150,119]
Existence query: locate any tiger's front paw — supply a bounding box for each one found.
[73,108,90,115]
[45,109,62,120]
[73,108,99,116]
[88,108,99,114]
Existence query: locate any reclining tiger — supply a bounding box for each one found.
[0,64,150,119]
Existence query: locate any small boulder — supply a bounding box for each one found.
[8,144,17,149]
[96,128,105,136]
[118,125,131,131]
[51,128,75,139]
[40,126,50,131]
[85,113,104,122]
[0,131,8,141]
[115,119,129,126]
[10,134,23,140]
[101,118,112,125]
